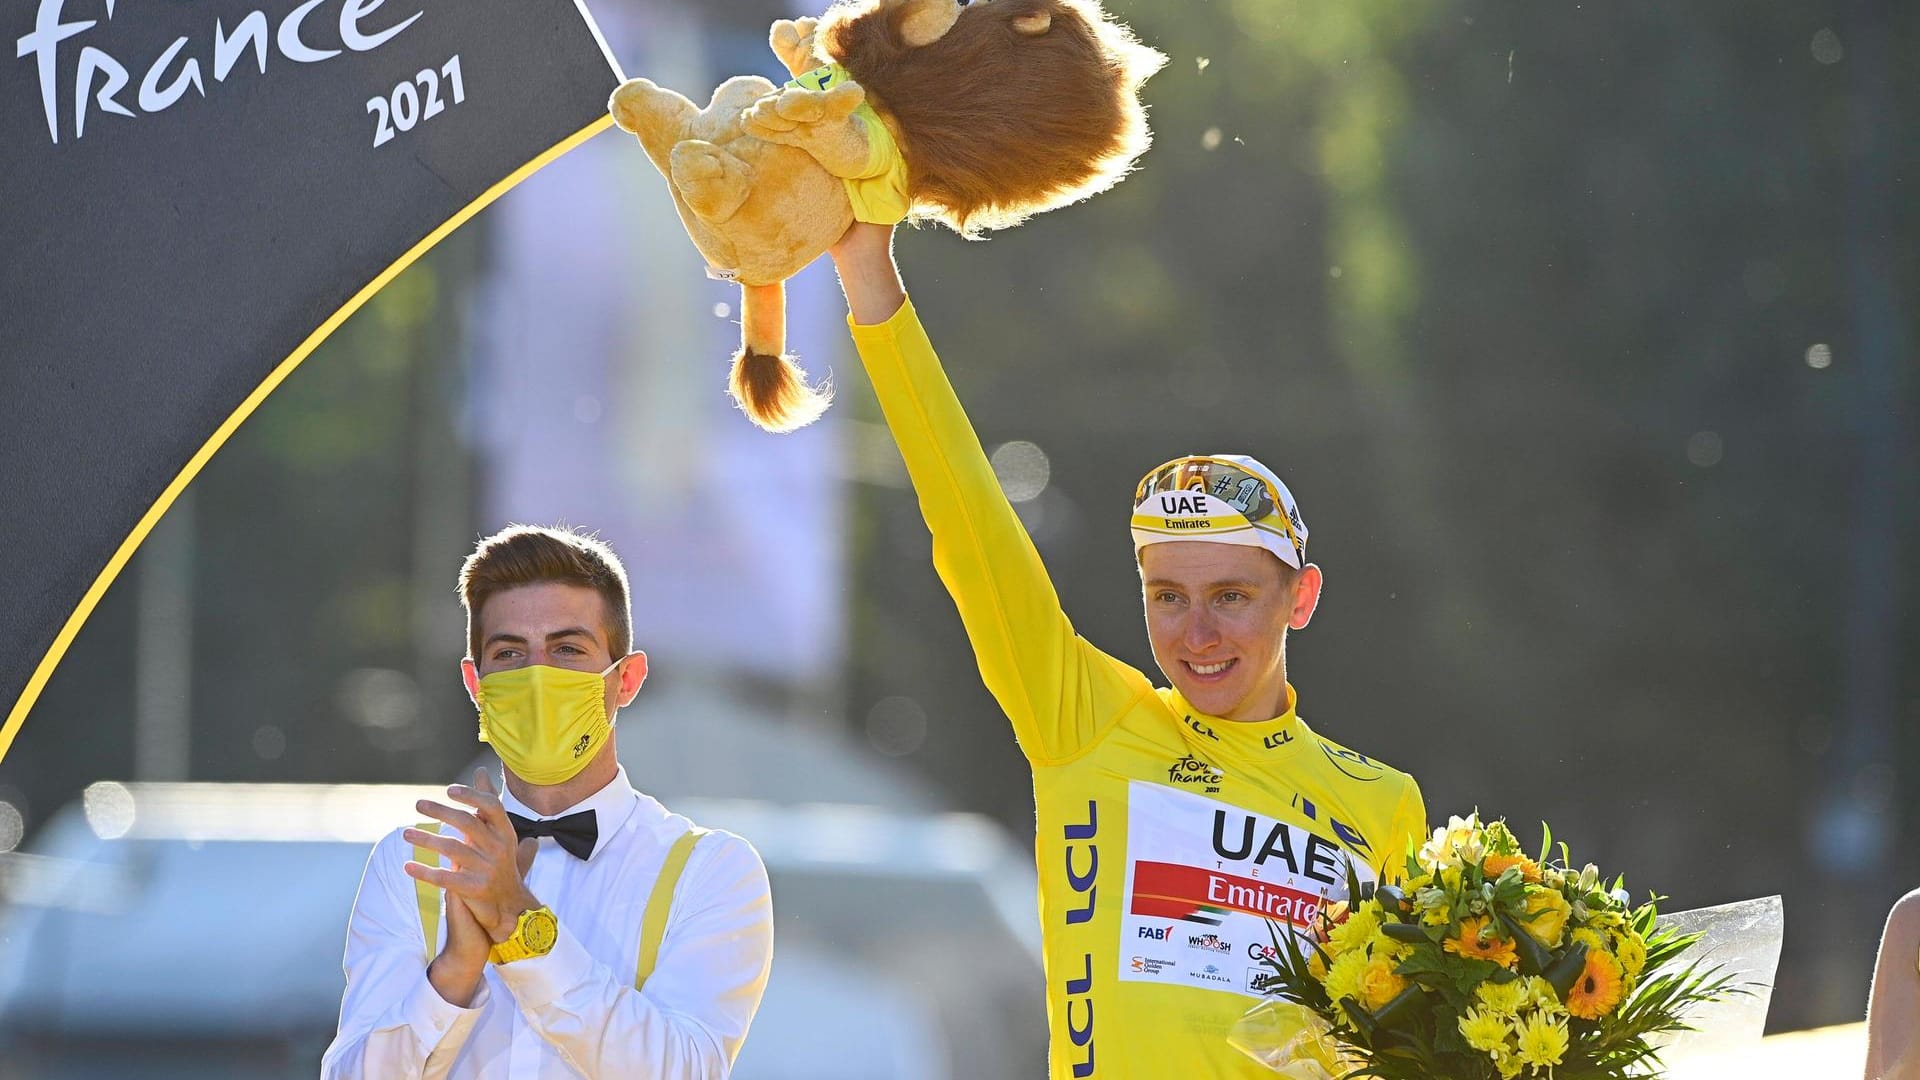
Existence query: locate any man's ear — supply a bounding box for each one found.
[459,658,481,706]
[895,0,960,47]
[615,651,649,708]
[1288,564,1324,631]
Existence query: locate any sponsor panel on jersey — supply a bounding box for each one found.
[1186,932,1232,953]
[1129,956,1178,976]
[1193,963,1234,986]
[1245,966,1286,996]
[1118,782,1374,995]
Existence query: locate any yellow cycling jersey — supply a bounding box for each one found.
[849,298,1428,1079]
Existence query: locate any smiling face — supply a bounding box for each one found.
[1139,541,1322,723]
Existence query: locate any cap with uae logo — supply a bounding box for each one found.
[1130,454,1308,569]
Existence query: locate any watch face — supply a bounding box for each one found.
[524,909,558,953]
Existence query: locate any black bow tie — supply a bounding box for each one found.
[508,809,598,861]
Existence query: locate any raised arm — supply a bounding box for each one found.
[830,223,906,324]
[828,225,1150,763]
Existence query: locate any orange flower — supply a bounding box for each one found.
[1483,853,1542,883]
[1566,949,1627,1019]
[1443,915,1519,969]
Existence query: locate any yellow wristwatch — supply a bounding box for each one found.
[489,906,559,965]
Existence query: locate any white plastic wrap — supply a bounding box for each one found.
[1653,895,1785,1077]
[1227,1000,1342,1080]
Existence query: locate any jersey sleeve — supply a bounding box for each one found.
[849,297,1152,764]
[1385,775,1429,882]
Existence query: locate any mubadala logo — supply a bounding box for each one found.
[1193,963,1233,985]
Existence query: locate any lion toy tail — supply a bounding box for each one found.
[729,281,832,433]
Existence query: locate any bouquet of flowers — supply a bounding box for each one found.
[1231,814,1741,1079]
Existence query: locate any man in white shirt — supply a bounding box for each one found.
[322,524,774,1078]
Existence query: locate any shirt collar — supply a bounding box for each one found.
[500,765,642,861]
[1167,683,1307,757]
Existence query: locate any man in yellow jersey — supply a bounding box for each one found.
[829,223,1428,1078]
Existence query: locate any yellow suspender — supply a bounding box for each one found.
[635,827,708,990]
[410,820,709,992]
[412,821,445,964]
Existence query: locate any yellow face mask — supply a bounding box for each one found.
[475,660,622,785]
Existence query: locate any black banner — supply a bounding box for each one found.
[0,0,623,760]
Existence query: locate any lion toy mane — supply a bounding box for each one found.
[609,0,1165,432]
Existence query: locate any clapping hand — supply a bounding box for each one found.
[405,768,541,944]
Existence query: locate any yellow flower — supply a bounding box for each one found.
[1485,852,1543,884]
[1370,928,1413,964]
[1567,949,1627,1020]
[1523,976,1564,1015]
[1359,954,1408,1011]
[1519,887,1571,948]
[1475,979,1528,1016]
[1587,906,1627,930]
[1615,927,1648,980]
[1322,949,1369,1021]
[1326,903,1383,955]
[1420,814,1484,870]
[1570,927,1608,954]
[1515,1009,1570,1069]
[1445,915,1519,969]
[1494,1050,1524,1080]
[1415,884,1454,926]
[1458,1005,1511,1054]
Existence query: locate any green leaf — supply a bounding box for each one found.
[1544,941,1590,1000]
[1497,910,1552,975]
[1396,951,1502,1010]
[1343,996,1380,1041]
[1381,922,1430,943]
[1374,985,1426,1030]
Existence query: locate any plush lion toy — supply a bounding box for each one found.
[609,0,1165,432]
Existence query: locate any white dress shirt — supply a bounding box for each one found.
[320,767,773,1079]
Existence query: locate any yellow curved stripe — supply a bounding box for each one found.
[0,113,616,766]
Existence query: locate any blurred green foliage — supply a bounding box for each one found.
[846,0,1918,1030]
[0,0,1912,1037]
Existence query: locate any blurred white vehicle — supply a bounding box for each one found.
[0,781,1044,1079]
